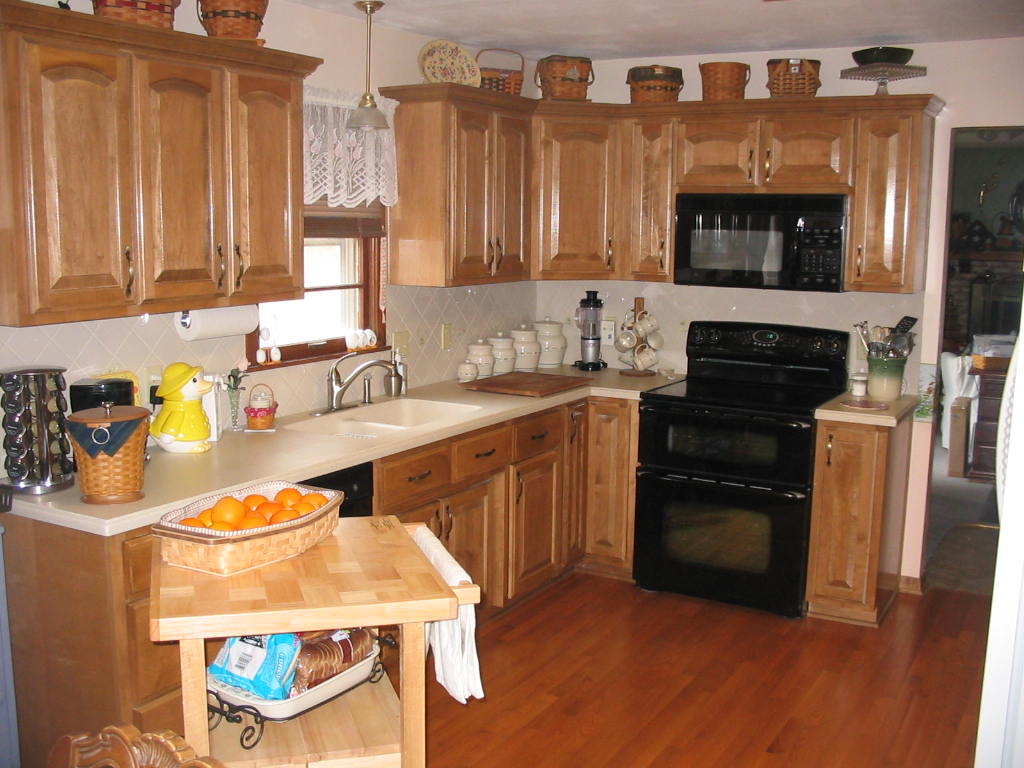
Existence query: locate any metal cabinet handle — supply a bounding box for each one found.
[569,409,580,443]
[747,149,754,182]
[446,505,453,538]
[407,469,432,483]
[234,243,246,289]
[530,430,549,441]
[475,448,496,459]
[764,148,772,183]
[486,238,494,267]
[658,238,666,272]
[516,471,524,502]
[216,244,226,290]
[123,246,134,298]
[856,245,864,278]
[433,507,444,539]
[606,237,613,267]
[826,433,834,466]
[495,237,504,274]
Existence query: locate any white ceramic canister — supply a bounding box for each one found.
[466,339,495,378]
[510,325,540,372]
[488,334,516,375]
[533,317,568,368]
[457,359,479,383]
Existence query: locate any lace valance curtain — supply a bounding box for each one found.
[303,87,398,208]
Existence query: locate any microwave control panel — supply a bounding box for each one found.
[795,216,844,290]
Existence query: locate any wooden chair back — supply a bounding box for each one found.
[47,724,226,768]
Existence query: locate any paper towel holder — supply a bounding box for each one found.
[178,311,193,330]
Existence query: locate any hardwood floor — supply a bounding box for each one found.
[426,573,990,767]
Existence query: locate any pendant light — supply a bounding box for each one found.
[346,0,389,130]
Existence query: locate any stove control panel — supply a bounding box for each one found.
[687,322,849,364]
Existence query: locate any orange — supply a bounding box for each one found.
[196,508,214,527]
[302,492,328,510]
[243,494,268,511]
[291,501,316,516]
[209,521,237,531]
[274,487,303,508]
[254,500,284,521]
[211,496,246,525]
[179,517,206,528]
[269,508,300,525]
[238,516,267,530]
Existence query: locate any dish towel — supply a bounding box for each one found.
[412,526,484,704]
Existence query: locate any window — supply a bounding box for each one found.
[245,203,385,368]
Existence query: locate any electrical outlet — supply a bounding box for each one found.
[392,330,411,355]
[440,323,453,351]
[601,319,616,345]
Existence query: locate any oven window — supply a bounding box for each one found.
[662,499,770,573]
[666,422,779,468]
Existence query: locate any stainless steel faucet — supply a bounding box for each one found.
[322,356,403,413]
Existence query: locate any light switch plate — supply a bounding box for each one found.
[440,323,453,351]
[392,330,411,355]
[601,319,616,344]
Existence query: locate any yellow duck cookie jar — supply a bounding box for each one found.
[150,362,214,453]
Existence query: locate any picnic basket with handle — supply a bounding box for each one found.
[477,49,525,95]
[766,58,821,97]
[535,55,594,100]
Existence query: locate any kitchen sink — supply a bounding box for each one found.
[284,398,483,437]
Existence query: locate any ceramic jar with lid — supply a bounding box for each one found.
[510,325,540,372]
[488,333,516,375]
[466,340,495,378]
[457,359,478,383]
[533,317,567,368]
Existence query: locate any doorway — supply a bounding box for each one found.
[925,126,1024,591]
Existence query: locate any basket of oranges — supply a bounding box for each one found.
[152,481,343,575]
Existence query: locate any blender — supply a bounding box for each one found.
[574,290,607,370]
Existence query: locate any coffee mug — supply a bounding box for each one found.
[633,311,660,336]
[614,328,639,353]
[345,329,367,349]
[646,329,665,350]
[633,343,657,371]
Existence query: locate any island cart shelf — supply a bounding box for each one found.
[150,516,480,767]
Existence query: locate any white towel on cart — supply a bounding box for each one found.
[412,526,484,704]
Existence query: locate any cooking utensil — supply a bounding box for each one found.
[893,315,918,334]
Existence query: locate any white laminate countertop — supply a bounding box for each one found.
[814,392,919,426]
[8,367,673,537]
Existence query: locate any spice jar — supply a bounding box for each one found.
[466,340,495,378]
[510,325,540,372]
[488,334,516,375]
[533,317,567,368]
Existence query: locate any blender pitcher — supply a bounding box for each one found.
[574,290,607,370]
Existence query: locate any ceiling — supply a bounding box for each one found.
[298,0,1024,60]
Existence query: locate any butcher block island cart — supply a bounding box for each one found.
[150,516,480,767]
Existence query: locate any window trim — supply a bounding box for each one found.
[244,205,386,371]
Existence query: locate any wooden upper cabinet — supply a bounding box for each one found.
[534,115,619,278]
[676,114,852,190]
[381,84,532,286]
[13,38,138,319]
[846,113,919,293]
[0,1,319,325]
[624,117,675,280]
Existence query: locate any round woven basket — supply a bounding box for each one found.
[68,405,150,504]
[244,383,277,430]
[699,62,750,101]
[535,55,594,100]
[92,0,181,28]
[627,65,683,104]
[766,58,821,98]
[197,0,268,39]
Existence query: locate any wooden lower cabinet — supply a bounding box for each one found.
[581,397,639,578]
[562,400,588,566]
[507,449,562,601]
[806,415,913,626]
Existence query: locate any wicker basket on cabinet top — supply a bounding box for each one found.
[477,49,525,95]
[536,55,594,100]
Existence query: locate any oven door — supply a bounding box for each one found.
[639,403,815,488]
[634,470,810,617]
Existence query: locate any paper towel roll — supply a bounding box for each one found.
[173,306,259,341]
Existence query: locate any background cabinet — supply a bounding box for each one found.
[0,2,319,325]
[624,118,675,281]
[562,400,588,566]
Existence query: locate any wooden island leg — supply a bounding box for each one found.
[178,638,210,756]
[400,621,426,768]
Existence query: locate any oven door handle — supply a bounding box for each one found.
[640,404,812,430]
[639,470,808,501]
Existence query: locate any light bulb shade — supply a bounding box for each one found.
[346,102,389,130]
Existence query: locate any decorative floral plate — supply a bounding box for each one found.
[419,39,481,87]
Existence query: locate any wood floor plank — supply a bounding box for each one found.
[425,574,989,767]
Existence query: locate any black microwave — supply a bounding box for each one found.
[674,193,847,291]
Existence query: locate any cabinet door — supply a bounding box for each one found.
[760,117,853,188]
[16,38,137,318]
[445,477,504,609]
[491,112,530,280]
[451,105,493,282]
[584,398,636,574]
[625,118,674,280]
[396,499,444,537]
[137,59,228,304]
[508,449,561,601]
[563,401,588,566]
[535,118,618,277]
[675,117,758,188]
[846,114,916,293]
[806,421,888,620]
[228,73,303,300]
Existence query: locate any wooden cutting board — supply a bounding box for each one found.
[459,371,588,397]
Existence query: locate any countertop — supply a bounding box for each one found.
[9,366,673,537]
[815,392,919,426]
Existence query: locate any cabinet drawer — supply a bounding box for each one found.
[452,425,512,482]
[123,533,155,600]
[513,409,563,461]
[974,420,998,447]
[377,444,452,508]
[133,688,185,734]
[978,375,1006,398]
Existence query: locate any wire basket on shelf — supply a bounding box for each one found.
[477,49,525,95]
